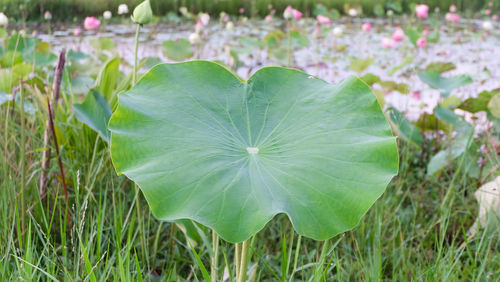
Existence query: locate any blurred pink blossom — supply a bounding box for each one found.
[73,27,82,36]
[417,37,427,48]
[392,28,404,42]
[416,4,429,19]
[493,14,498,21]
[445,13,460,22]
[423,29,430,36]
[362,22,372,32]
[265,14,273,22]
[381,37,395,48]
[316,15,331,25]
[485,9,491,15]
[449,5,457,12]
[412,91,421,100]
[83,16,100,30]
[292,9,303,20]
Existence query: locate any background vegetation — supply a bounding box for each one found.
[0,0,496,22]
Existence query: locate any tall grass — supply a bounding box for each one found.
[0,86,498,280]
[1,0,494,22]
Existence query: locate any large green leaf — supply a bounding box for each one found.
[162,39,194,61]
[109,61,399,243]
[418,70,472,97]
[74,90,112,143]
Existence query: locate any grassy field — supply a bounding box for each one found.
[0,0,494,21]
[1,96,499,280]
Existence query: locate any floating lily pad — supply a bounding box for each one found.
[162,39,194,61]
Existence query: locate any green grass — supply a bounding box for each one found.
[1,88,499,280]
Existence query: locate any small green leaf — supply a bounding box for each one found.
[350,57,374,74]
[90,38,116,51]
[162,39,193,61]
[488,94,500,118]
[359,73,380,86]
[388,108,422,146]
[418,70,472,97]
[458,89,499,113]
[74,90,112,143]
[387,56,414,76]
[424,62,456,74]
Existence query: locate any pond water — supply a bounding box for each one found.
[40,18,500,129]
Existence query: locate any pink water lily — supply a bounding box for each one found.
[84,16,101,30]
[392,27,404,42]
[283,6,294,19]
[73,27,82,36]
[316,15,331,25]
[381,37,395,48]
[445,13,460,22]
[485,9,491,15]
[417,37,427,48]
[292,9,303,20]
[449,5,457,12]
[493,15,498,21]
[362,22,372,32]
[423,29,430,36]
[265,14,273,22]
[416,4,429,19]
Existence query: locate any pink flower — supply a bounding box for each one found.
[412,91,421,100]
[316,15,331,25]
[489,1,493,7]
[493,14,498,21]
[485,9,491,15]
[449,5,457,12]
[445,13,460,22]
[239,8,245,14]
[423,28,430,36]
[381,37,395,48]
[73,27,82,36]
[417,37,427,48]
[362,22,372,32]
[392,28,404,42]
[292,9,303,20]
[283,6,294,19]
[265,14,273,22]
[416,4,429,19]
[83,16,101,30]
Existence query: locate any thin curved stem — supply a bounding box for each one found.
[132,24,141,86]
[237,239,251,282]
[211,230,219,282]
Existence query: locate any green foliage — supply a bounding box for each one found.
[74,90,113,143]
[350,56,374,74]
[109,61,399,243]
[418,70,473,97]
[458,89,500,113]
[388,108,422,146]
[162,39,194,61]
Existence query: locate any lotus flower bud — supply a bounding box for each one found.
[0,13,8,26]
[131,0,152,25]
[103,11,112,19]
[118,4,129,15]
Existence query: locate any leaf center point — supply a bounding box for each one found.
[246,147,259,155]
